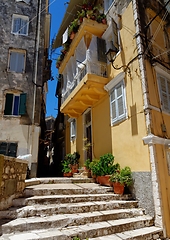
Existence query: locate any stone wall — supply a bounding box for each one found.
[0,154,28,210]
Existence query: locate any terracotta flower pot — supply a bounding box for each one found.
[71,164,79,173]
[113,182,124,194]
[98,175,111,187]
[63,172,73,177]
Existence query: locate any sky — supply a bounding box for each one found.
[45,0,67,118]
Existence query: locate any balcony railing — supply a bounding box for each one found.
[61,60,107,104]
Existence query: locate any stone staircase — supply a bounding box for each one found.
[0,178,163,240]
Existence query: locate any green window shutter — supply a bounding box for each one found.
[8,143,18,157]
[0,142,8,155]
[19,93,27,115]
[112,19,119,51]
[97,37,107,63]
[4,93,13,115]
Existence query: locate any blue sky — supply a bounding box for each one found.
[46,0,67,118]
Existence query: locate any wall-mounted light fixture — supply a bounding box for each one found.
[105,48,118,63]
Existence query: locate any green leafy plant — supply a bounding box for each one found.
[89,158,100,176]
[110,166,133,186]
[84,158,91,170]
[62,158,72,173]
[97,153,119,176]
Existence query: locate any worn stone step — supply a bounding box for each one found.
[12,193,132,207]
[0,200,138,219]
[1,208,144,234]
[25,177,94,187]
[88,226,163,239]
[24,183,113,197]
[1,216,154,240]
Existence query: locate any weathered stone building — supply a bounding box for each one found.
[0,0,51,177]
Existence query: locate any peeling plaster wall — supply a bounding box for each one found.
[0,0,46,175]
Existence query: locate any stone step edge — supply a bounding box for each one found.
[88,226,163,240]
[12,193,132,206]
[25,177,94,187]
[1,216,154,240]
[1,208,145,234]
[0,200,139,219]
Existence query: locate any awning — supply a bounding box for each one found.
[53,0,84,49]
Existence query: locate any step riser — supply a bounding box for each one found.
[14,201,138,218]
[24,188,113,197]
[68,219,154,240]
[2,211,144,234]
[13,195,132,207]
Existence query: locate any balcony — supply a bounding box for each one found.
[61,59,108,118]
[58,18,107,73]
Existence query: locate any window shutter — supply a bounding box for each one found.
[159,76,169,111]
[13,18,20,33]
[4,93,13,115]
[19,93,27,115]
[9,52,17,71]
[8,143,17,157]
[20,19,28,34]
[97,37,107,63]
[112,19,119,51]
[117,84,125,117]
[0,142,8,155]
[16,52,25,73]
[70,119,76,139]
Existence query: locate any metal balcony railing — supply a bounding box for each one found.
[61,60,107,104]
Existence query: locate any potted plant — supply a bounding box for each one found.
[89,159,100,182]
[68,18,79,40]
[70,152,80,173]
[110,166,133,194]
[77,9,86,23]
[97,153,120,186]
[62,158,73,177]
[84,158,91,177]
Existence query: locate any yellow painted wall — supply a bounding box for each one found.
[108,3,150,171]
[92,96,112,158]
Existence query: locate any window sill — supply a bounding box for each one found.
[3,115,21,118]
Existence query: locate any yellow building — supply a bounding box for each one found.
[54,0,170,237]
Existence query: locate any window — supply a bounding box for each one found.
[4,93,27,116]
[70,119,76,139]
[16,0,30,4]
[158,74,170,112]
[110,81,126,124]
[104,0,115,12]
[102,19,119,59]
[8,49,26,73]
[97,37,107,63]
[12,14,29,35]
[0,142,18,157]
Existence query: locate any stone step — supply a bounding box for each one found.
[1,208,144,234]
[88,226,163,239]
[1,216,154,240]
[0,200,139,219]
[12,193,132,207]
[25,177,94,187]
[24,183,113,197]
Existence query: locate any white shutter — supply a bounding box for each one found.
[20,19,28,34]
[159,75,170,111]
[16,52,25,73]
[9,52,17,71]
[13,18,20,33]
[70,119,76,139]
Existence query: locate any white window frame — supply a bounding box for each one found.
[8,49,26,73]
[11,14,29,36]
[16,0,30,4]
[104,72,127,125]
[155,66,170,113]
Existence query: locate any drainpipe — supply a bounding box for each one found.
[32,0,41,124]
[132,0,164,232]
[30,0,42,178]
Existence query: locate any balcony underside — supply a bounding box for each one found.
[60,74,108,118]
